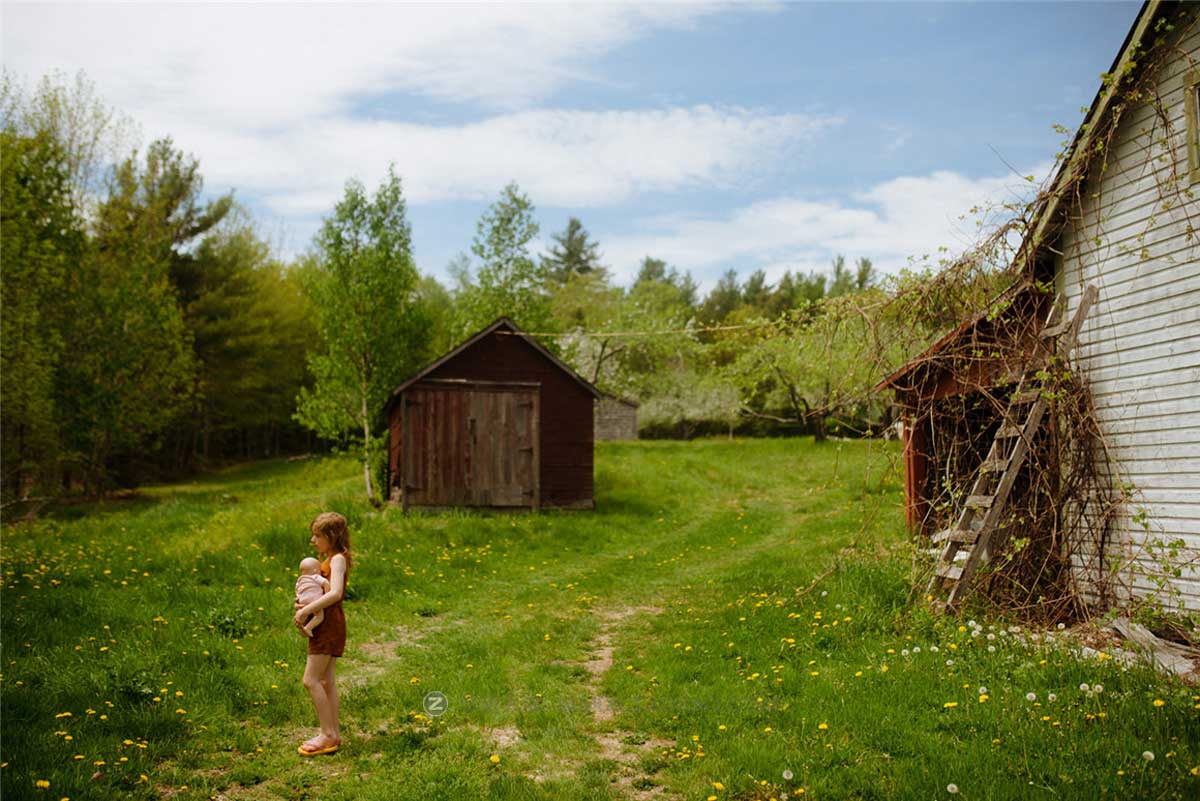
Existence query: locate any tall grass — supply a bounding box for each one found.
[1,440,1195,800]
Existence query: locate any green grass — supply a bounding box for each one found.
[1,439,1196,800]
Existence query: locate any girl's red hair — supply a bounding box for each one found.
[310,511,352,570]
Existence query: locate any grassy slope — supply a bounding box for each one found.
[1,440,1195,801]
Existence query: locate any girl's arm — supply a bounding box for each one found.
[293,554,346,623]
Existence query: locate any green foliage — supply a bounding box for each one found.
[414,274,457,356]
[453,182,554,338]
[542,216,603,282]
[295,166,427,502]
[0,130,80,497]
[57,138,230,489]
[0,69,138,219]
[170,211,317,466]
[698,269,742,324]
[725,290,904,440]
[633,257,698,311]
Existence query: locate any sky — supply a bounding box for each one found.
[1,1,1142,291]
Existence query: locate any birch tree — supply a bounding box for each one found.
[295,167,426,503]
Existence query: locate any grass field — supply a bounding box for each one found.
[2,439,1196,801]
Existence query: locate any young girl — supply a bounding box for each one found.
[293,511,350,756]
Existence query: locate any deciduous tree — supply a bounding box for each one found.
[453,182,553,337]
[295,167,426,503]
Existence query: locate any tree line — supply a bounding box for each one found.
[3,72,962,504]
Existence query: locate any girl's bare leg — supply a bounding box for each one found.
[302,654,338,747]
[319,658,339,740]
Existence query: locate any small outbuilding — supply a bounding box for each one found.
[876,281,1053,534]
[594,395,639,441]
[385,317,602,511]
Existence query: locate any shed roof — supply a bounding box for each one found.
[877,1,1164,394]
[599,392,640,409]
[386,317,603,410]
[873,279,1039,392]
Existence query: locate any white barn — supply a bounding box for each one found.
[880,1,1200,614]
[1048,1,1200,610]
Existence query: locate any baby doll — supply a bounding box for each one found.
[294,557,330,638]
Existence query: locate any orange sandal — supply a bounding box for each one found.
[298,737,340,756]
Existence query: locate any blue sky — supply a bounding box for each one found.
[2,2,1141,290]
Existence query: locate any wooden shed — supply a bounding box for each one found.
[880,0,1200,611]
[877,281,1053,534]
[595,395,639,441]
[385,317,602,510]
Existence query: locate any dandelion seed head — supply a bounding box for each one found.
[947,783,959,794]
[1026,693,1037,702]
[1143,751,1155,761]
[783,769,794,780]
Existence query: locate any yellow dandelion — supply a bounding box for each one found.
[489,754,500,764]
[944,702,959,708]
[1153,699,1165,707]
[713,782,725,791]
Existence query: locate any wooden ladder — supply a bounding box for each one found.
[927,283,1098,612]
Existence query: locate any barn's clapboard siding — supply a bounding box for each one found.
[1056,10,1200,609]
[387,318,599,510]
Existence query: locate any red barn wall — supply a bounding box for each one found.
[389,330,595,509]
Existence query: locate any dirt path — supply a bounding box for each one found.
[577,605,675,800]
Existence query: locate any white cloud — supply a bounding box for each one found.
[3,4,819,222]
[600,164,1055,287]
[148,105,840,214]
[1,3,750,124]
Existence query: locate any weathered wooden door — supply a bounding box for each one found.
[400,381,539,509]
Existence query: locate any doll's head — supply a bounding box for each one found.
[299,556,322,576]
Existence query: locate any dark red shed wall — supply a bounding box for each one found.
[389,331,594,508]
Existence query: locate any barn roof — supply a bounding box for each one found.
[876,1,1164,394]
[1015,0,1162,272]
[386,317,603,409]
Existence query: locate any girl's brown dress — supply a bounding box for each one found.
[307,556,346,657]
